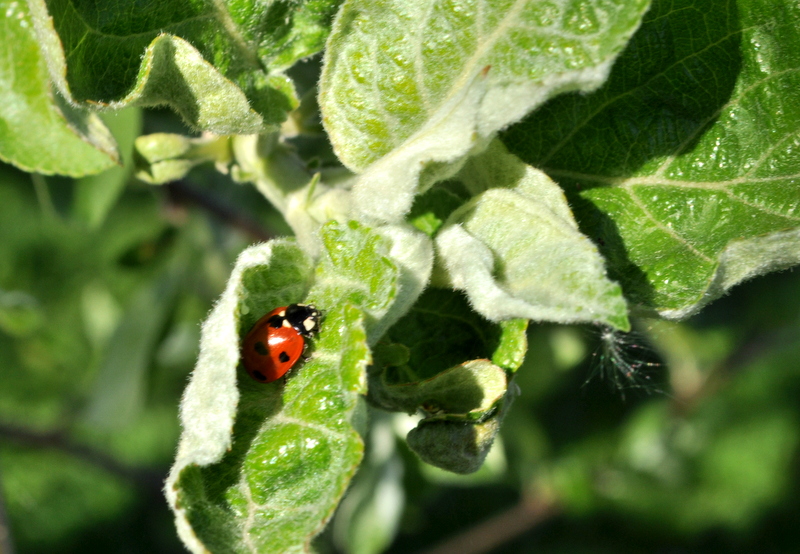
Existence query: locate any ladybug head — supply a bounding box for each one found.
[284,303,322,337]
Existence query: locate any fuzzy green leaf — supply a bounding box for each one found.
[503,0,800,318]
[27,0,343,133]
[319,0,651,222]
[0,0,117,176]
[437,140,630,330]
[308,220,399,340]
[167,221,406,553]
[367,288,523,474]
[166,241,316,553]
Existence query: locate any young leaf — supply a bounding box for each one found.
[168,221,407,553]
[367,289,524,474]
[135,133,233,185]
[319,0,652,222]
[437,141,630,330]
[0,0,117,176]
[373,288,517,382]
[166,240,315,552]
[503,0,800,318]
[173,301,369,554]
[26,0,342,133]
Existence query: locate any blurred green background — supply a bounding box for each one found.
[1,108,799,554]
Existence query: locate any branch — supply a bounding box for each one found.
[164,180,274,242]
[0,466,15,554]
[416,493,558,554]
[0,423,164,493]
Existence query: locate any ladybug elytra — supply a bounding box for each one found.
[241,303,321,383]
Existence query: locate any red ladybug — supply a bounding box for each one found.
[241,304,321,383]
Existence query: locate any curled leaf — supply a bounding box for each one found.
[437,141,629,330]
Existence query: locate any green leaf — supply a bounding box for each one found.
[503,0,800,317]
[176,302,368,554]
[167,221,409,553]
[308,220,399,340]
[27,0,343,133]
[166,240,316,552]
[73,108,142,227]
[374,288,516,382]
[0,0,117,176]
[437,140,630,330]
[367,288,522,474]
[319,0,651,222]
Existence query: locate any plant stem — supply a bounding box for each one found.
[416,494,558,554]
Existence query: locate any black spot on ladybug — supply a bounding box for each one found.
[254,341,268,356]
[268,315,283,328]
[252,370,267,381]
[279,351,290,363]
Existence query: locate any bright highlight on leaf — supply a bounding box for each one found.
[320,0,652,222]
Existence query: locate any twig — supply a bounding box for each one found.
[0,423,163,493]
[0,466,14,554]
[416,494,558,554]
[165,180,273,242]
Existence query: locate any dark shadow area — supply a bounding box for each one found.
[382,289,503,382]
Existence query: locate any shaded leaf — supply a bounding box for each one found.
[27,0,344,132]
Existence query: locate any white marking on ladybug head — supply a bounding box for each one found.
[303,319,315,332]
[282,320,292,328]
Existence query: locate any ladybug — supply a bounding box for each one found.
[241,303,321,383]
